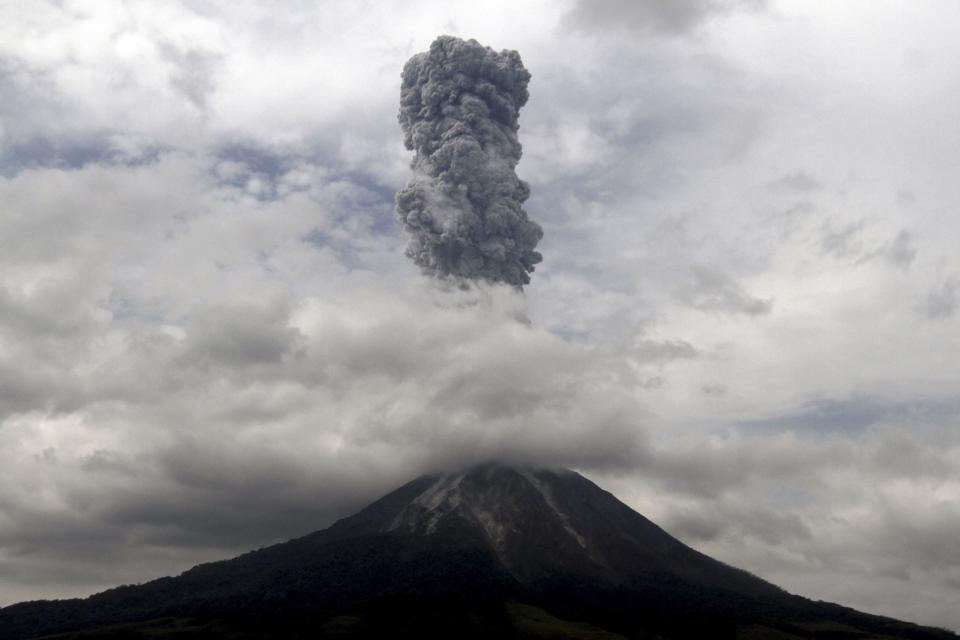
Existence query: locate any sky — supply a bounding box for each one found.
[1,0,959,632]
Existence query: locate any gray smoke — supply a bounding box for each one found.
[396,36,543,288]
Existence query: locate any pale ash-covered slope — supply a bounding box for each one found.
[369,464,783,591]
[0,464,954,639]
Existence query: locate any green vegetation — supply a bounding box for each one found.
[320,615,366,636]
[735,624,806,640]
[507,603,628,639]
[795,620,868,634]
[36,618,247,639]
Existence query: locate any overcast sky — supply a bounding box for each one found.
[1,0,959,632]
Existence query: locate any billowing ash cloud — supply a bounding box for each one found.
[396,36,543,287]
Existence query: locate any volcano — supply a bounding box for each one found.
[0,464,953,639]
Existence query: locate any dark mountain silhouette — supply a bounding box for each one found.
[0,464,954,639]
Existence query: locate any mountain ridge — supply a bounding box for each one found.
[0,463,954,639]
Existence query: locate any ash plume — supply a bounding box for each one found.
[396,36,543,288]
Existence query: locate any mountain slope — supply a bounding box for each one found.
[0,464,954,639]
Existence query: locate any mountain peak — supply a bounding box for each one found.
[385,464,593,576]
[385,464,576,533]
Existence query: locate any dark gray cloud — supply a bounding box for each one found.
[821,219,866,260]
[884,229,917,268]
[662,509,728,541]
[924,275,958,319]
[701,383,728,396]
[664,503,811,546]
[180,304,305,368]
[821,222,917,268]
[565,0,768,35]
[159,44,222,109]
[623,435,839,506]
[620,408,960,515]
[633,338,697,362]
[739,397,960,435]
[678,266,772,316]
[0,137,115,176]
[396,36,543,287]
[211,143,295,198]
[768,170,822,193]
[897,189,916,205]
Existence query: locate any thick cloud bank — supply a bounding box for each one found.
[396,36,543,287]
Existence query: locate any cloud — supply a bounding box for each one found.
[883,229,917,268]
[701,383,728,396]
[821,219,866,260]
[767,170,822,193]
[0,153,651,604]
[564,0,768,35]
[180,303,305,368]
[0,281,653,590]
[924,274,958,319]
[677,266,772,316]
[738,397,960,435]
[820,222,917,269]
[633,338,698,362]
[159,43,223,109]
[596,413,960,627]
